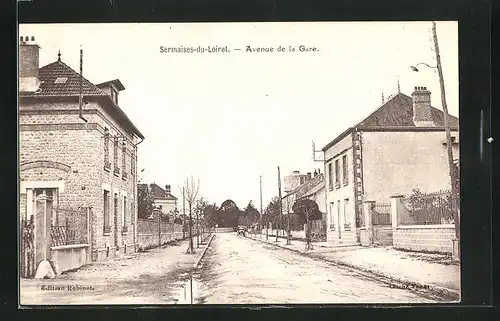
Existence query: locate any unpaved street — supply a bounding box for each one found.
[20,237,201,305]
[191,233,441,304]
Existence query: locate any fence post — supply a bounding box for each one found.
[390,195,404,228]
[363,201,375,246]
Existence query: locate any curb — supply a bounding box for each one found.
[245,234,460,301]
[193,234,216,268]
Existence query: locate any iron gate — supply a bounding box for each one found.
[20,218,35,278]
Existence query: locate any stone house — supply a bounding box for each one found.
[19,36,144,274]
[321,87,459,245]
[282,170,327,236]
[149,183,178,221]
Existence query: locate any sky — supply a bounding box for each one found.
[19,22,459,210]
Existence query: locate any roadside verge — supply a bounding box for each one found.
[193,233,216,268]
[245,234,460,302]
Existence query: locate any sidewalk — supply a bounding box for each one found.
[20,233,214,305]
[247,232,460,300]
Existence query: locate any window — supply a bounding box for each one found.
[344,198,349,225]
[130,149,135,176]
[131,201,134,224]
[335,159,340,188]
[329,202,335,230]
[103,190,110,234]
[342,155,348,186]
[328,163,333,189]
[114,193,119,232]
[122,141,127,179]
[122,196,127,230]
[104,128,110,170]
[113,136,119,175]
[337,200,341,224]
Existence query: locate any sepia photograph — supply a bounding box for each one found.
[18,21,460,306]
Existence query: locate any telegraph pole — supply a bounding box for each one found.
[432,21,460,242]
[182,186,186,239]
[260,175,263,239]
[276,166,283,242]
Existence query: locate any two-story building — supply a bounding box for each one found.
[282,169,327,236]
[19,36,144,275]
[322,87,459,245]
[149,183,178,221]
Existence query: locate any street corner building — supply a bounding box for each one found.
[321,87,459,251]
[18,36,145,278]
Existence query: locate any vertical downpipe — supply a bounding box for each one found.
[79,46,88,123]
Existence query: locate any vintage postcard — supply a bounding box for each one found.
[18,22,460,306]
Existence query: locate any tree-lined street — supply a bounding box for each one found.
[190,233,438,304]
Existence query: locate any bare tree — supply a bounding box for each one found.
[282,194,295,244]
[182,176,200,254]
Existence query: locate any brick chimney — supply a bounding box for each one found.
[412,86,435,127]
[19,36,41,93]
[306,172,312,180]
[165,184,171,195]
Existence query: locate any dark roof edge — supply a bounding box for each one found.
[98,96,145,140]
[357,126,460,132]
[96,79,125,91]
[321,127,354,152]
[21,94,145,140]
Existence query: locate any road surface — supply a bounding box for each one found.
[190,233,439,304]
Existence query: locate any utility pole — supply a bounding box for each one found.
[157,208,161,249]
[432,21,460,242]
[196,203,200,248]
[260,175,263,239]
[182,187,186,239]
[286,198,291,245]
[276,166,283,242]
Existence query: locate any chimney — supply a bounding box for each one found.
[306,172,312,180]
[19,36,41,93]
[313,169,318,177]
[293,170,300,175]
[412,86,435,127]
[165,184,171,195]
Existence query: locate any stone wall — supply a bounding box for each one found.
[393,226,455,253]
[136,219,186,250]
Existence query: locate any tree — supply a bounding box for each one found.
[292,198,322,250]
[239,201,260,232]
[138,184,155,219]
[282,194,295,241]
[262,196,280,227]
[182,176,200,254]
[216,200,241,228]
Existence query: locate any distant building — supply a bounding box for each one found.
[282,169,327,236]
[149,183,178,221]
[283,170,311,194]
[322,87,459,245]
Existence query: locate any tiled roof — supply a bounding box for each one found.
[357,93,459,128]
[150,183,177,200]
[20,60,108,97]
[322,92,459,151]
[20,59,145,139]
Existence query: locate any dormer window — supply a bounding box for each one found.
[96,79,125,106]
